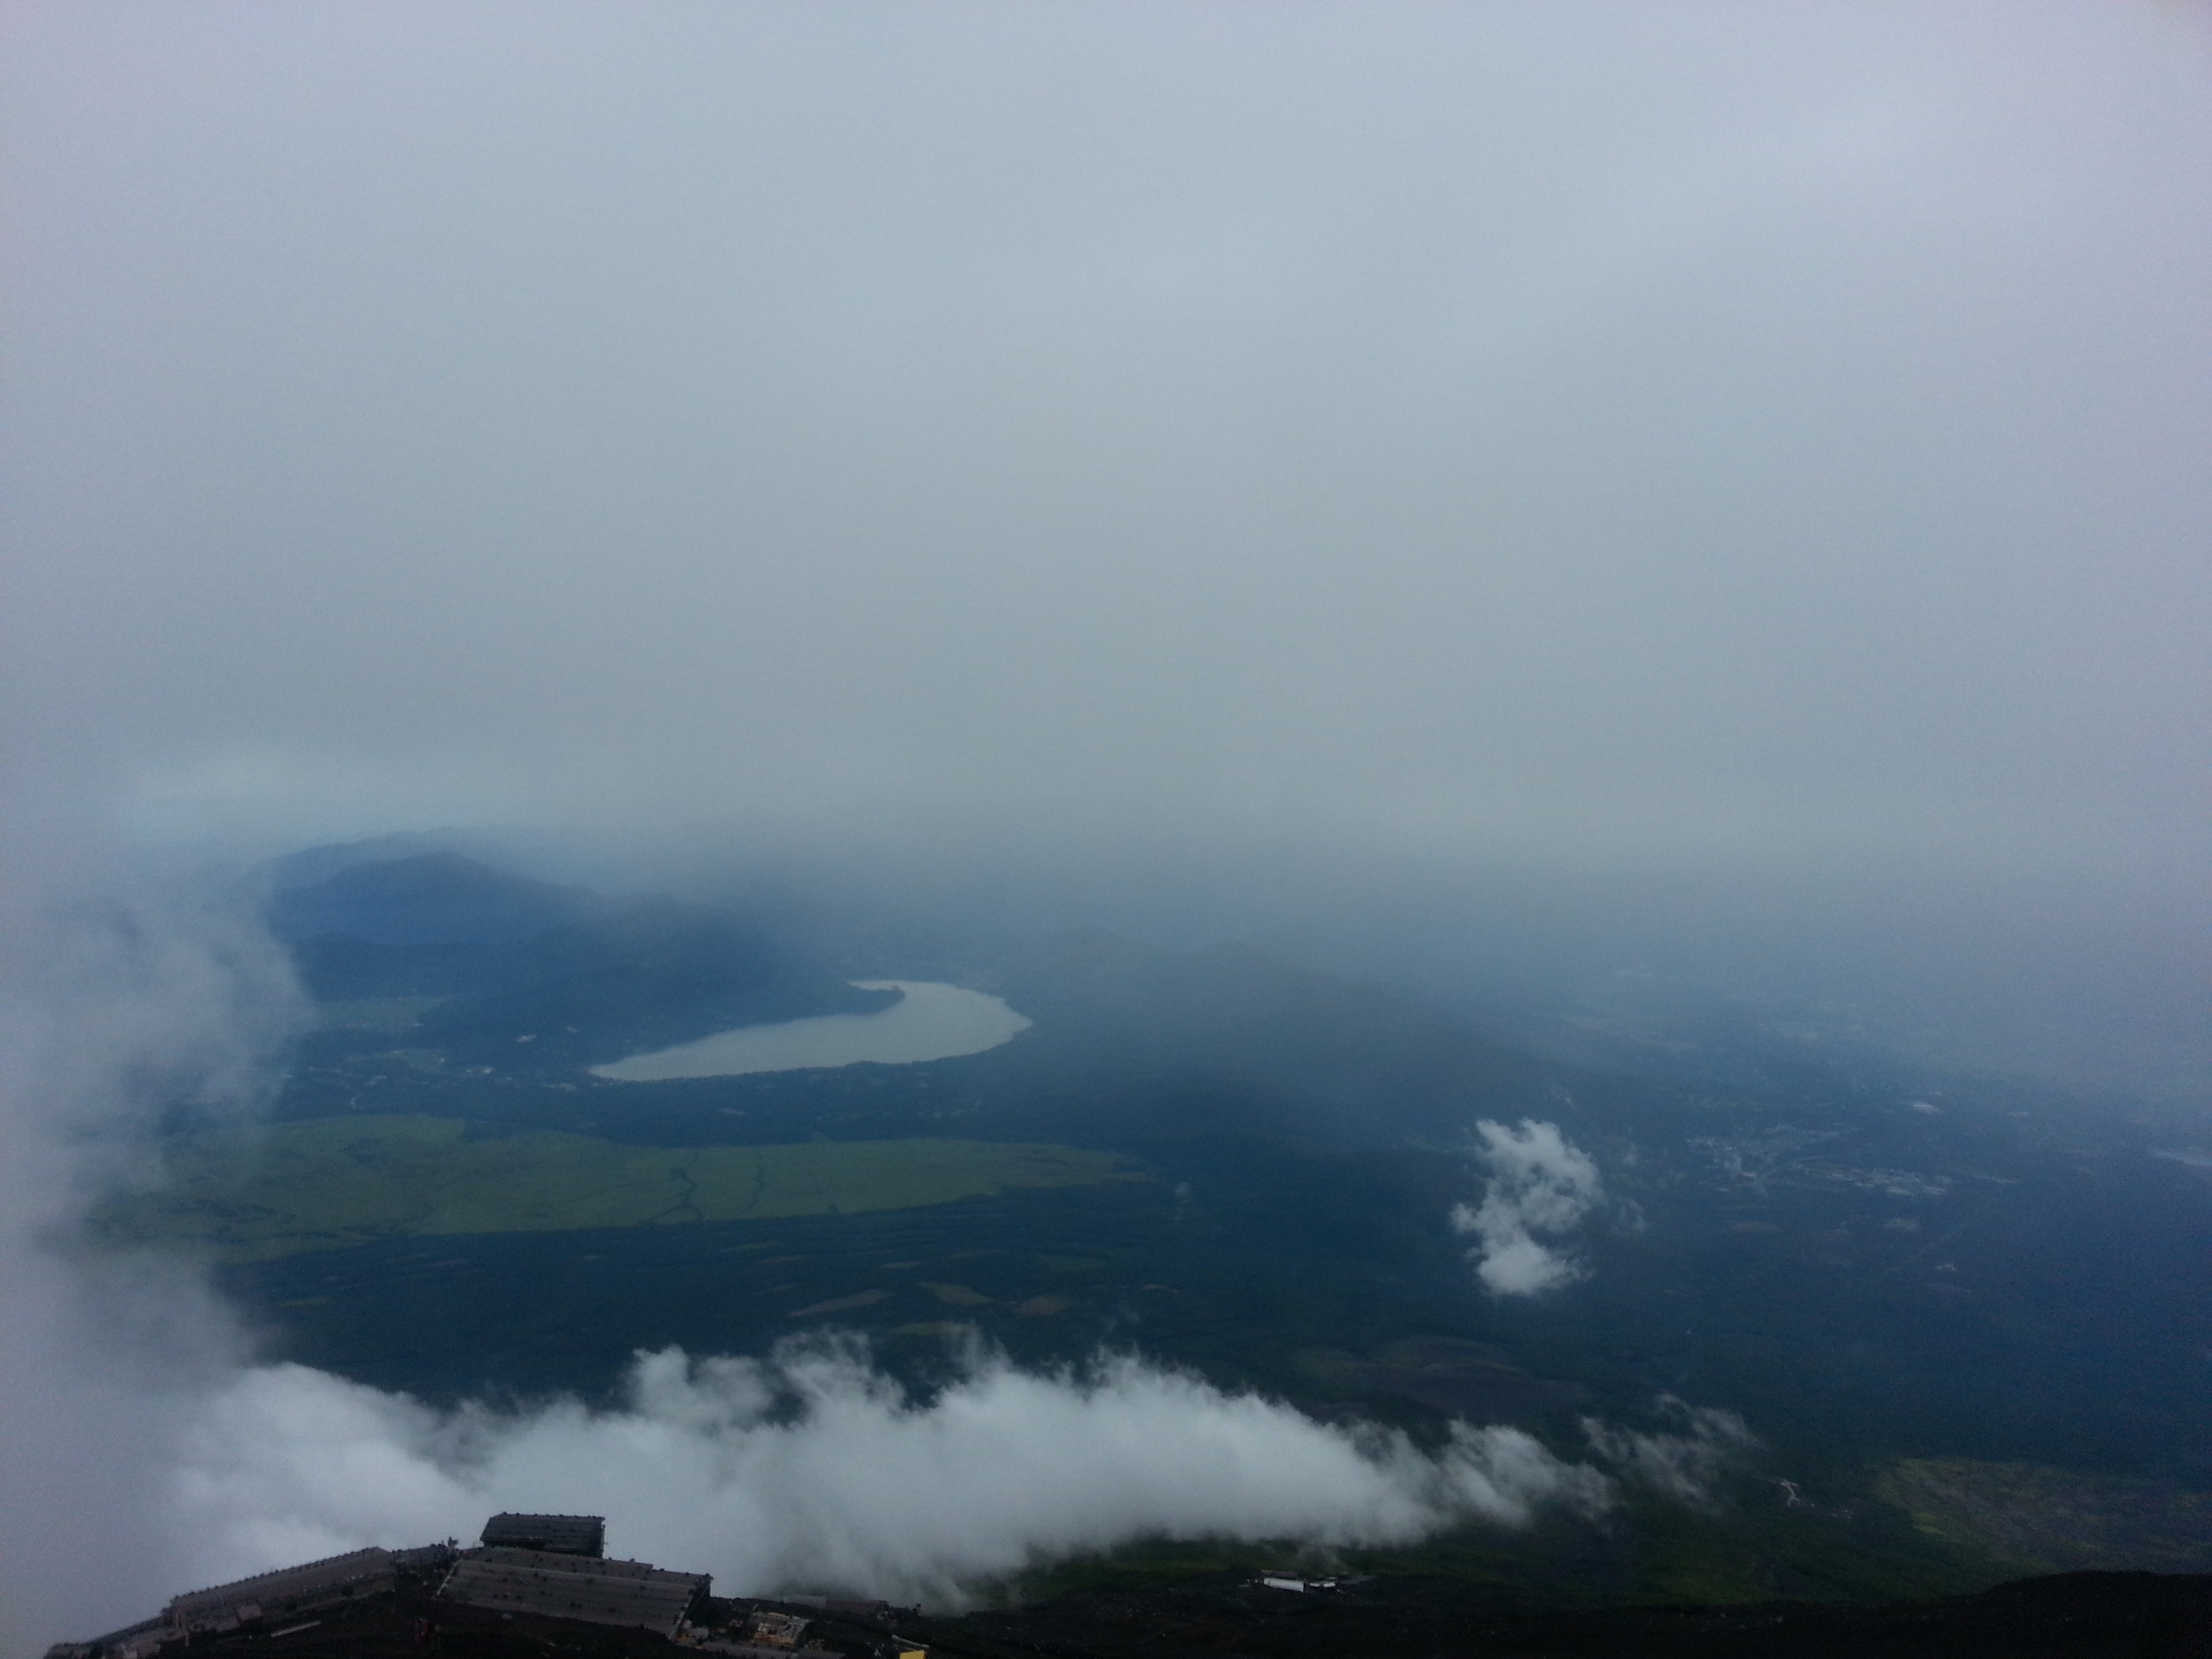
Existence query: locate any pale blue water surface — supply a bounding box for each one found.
[590,981,1031,1081]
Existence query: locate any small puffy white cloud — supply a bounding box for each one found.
[161,1338,1616,1607]
[1451,1120,1603,1296]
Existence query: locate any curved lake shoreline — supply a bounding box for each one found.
[590,980,1032,1081]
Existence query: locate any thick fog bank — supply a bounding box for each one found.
[8,0,2205,1097]
[487,827,2205,1114]
[0,869,306,1652]
[7,1,2207,891]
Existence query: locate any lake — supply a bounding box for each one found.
[590,981,1033,1081]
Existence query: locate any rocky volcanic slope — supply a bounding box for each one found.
[186,1571,2211,1659]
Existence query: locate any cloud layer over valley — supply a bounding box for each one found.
[170,1340,1618,1609]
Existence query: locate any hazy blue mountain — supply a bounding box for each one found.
[268,850,601,945]
[270,853,895,1061]
[415,897,899,1066]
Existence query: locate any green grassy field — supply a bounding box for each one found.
[1875,1457,2212,1574]
[96,1115,1132,1261]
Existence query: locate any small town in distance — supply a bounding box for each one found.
[42,1515,929,1659]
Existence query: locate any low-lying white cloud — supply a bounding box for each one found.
[0,870,309,1656]
[1582,1396,1758,1506]
[1451,1120,1604,1296]
[163,1337,1614,1609]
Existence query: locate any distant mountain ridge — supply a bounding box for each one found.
[267,850,602,945]
[267,851,895,1064]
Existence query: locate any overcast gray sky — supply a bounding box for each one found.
[5,0,2207,884]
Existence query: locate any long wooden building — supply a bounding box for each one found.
[435,1546,709,1637]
